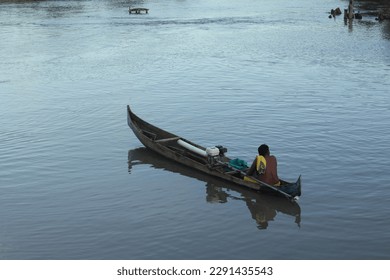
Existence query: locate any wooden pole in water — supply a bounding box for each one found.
[348,0,354,19]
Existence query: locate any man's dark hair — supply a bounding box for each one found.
[258,144,269,156]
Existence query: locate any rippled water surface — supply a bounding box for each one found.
[1,0,390,259]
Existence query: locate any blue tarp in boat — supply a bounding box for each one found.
[229,158,248,170]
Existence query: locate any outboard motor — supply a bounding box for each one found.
[206,145,228,165]
[206,147,220,165]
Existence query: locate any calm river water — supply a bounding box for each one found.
[1,0,389,260]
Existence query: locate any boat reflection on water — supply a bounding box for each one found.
[128,148,301,230]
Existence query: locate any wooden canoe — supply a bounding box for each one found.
[127,105,302,201]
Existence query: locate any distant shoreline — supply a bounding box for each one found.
[343,0,390,21]
[0,0,389,8]
[1,0,389,18]
[356,0,390,15]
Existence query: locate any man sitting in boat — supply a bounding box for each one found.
[245,144,280,186]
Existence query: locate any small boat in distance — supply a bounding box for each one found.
[127,105,301,201]
[129,8,149,14]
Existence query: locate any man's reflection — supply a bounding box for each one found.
[204,182,300,229]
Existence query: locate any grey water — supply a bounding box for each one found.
[0,0,389,260]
